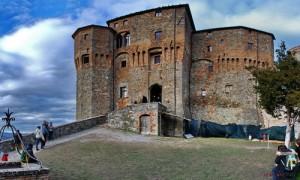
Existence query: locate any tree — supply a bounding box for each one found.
[251,41,300,147]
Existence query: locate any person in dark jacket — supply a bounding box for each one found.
[21,144,37,163]
[272,145,296,180]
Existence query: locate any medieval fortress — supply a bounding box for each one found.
[72,4,275,136]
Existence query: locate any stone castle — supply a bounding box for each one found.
[72,4,275,136]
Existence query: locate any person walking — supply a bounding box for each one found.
[41,122,49,149]
[48,122,54,140]
[35,126,44,151]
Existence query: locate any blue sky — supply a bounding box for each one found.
[0,0,299,132]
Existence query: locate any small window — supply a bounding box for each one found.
[116,34,122,48]
[207,46,212,52]
[220,39,224,44]
[155,9,162,16]
[208,65,213,72]
[114,23,119,28]
[207,32,212,38]
[124,33,130,46]
[225,85,233,94]
[123,20,128,26]
[121,61,127,68]
[155,31,162,40]
[154,55,160,64]
[120,86,128,98]
[82,54,89,64]
[83,34,88,40]
[247,42,253,49]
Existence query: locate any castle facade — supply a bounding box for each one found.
[72,4,275,133]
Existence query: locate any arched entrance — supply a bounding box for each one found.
[140,114,150,135]
[150,84,162,103]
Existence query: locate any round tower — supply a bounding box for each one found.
[72,25,114,120]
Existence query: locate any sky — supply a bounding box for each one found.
[0,0,299,132]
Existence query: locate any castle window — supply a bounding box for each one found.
[207,32,212,38]
[83,34,89,40]
[121,60,127,68]
[207,46,212,52]
[220,39,224,44]
[155,31,162,40]
[155,9,162,16]
[82,54,89,64]
[114,23,119,28]
[120,86,128,98]
[208,65,213,72]
[247,42,253,49]
[123,20,128,26]
[225,84,233,94]
[154,55,161,64]
[124,33,130,46]
[116,34,123,48]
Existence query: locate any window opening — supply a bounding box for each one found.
[155,9,162,16]
[121,60,127,68]
[155,31,162,40]
[120,86,128,98]
[82,54,89,64]
[154,55,161,64]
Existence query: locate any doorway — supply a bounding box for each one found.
[140,114,150,135]
[150,84,162,103]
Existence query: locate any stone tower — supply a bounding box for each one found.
[190,27,275,125]
[72,25,114,120]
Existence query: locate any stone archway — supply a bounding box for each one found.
[150,84,162,103]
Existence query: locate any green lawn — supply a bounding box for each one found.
[38,134,277,180]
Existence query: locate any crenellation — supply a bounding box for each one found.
[73,4,275,131]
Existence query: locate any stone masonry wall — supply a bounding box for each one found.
[191,28,274,125]
[74,26,114,120]
[108,6,192,117]
[108,103,166,135]
[0,116,106,152]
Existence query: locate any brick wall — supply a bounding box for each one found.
[190,28,274,125]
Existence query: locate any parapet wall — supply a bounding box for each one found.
[108,103,166,135]
[0,116,107,152]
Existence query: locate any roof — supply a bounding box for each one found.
[72,25,115,38]
[106,4,195,31]
[194,26,276,40]
[289,45,300,52]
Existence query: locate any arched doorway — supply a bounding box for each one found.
[140,114,150,135]
[150,84,162,103]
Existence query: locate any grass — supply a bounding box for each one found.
[37,133,277,180]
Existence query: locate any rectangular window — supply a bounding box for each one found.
[225,84,233,94]
[155,31,161,40]
[207,46,212,52]
[121,61,127,68]
[247,42,253,49]
[154,55,161,64]
[114,23,119,28]
[155,10,162,16]
[120,86,128,98]
[208,65,213,72]
[82,54,89,64]
[123,20,128,26]
[83,34,88,40]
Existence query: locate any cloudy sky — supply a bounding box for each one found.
[0,0,299,132]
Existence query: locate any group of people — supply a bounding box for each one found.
[272,139,300,180]
[35,121,54,151]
